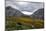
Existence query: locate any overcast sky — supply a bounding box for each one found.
[6,0,44,15]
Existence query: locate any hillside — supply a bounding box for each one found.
[31,8,44,19]
[5,6,23,16]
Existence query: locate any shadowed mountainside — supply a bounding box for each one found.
[5,6,23,16]
[31,8,44,19]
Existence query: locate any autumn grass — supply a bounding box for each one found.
[5,16,44,30]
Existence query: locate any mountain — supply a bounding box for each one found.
[31,8,44,19]
[5,6,23,16]
[5,6,44,20]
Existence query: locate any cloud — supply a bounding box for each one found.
[6,0,44,15]
[21,11,33,15]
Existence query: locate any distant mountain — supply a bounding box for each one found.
[31,8,44,19]
[5,6,44,19]
[5,6,23,16]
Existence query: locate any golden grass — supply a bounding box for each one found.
[6,16,44,29]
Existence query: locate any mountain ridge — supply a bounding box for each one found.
[5,6,23,16]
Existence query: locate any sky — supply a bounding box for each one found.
[6,0,44,15]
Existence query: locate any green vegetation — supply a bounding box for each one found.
[5,16,44,30]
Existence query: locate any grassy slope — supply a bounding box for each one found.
[5,16,44,30]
